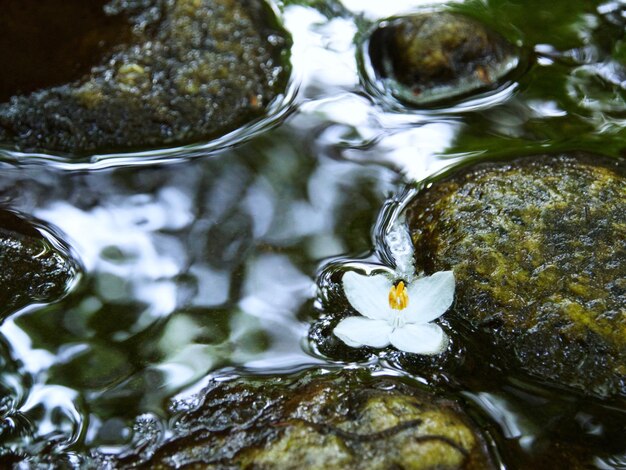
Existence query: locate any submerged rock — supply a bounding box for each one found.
[0,0,291,156]
[406,155,626,398]
[366,12,520,106]
[0,210,78,319]
[119,369,495,468]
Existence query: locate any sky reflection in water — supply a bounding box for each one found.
[0,117,396,449]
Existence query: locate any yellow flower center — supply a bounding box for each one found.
[388,281,409,310]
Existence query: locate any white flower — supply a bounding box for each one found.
[330,214,455,354]
[333,270,455,354]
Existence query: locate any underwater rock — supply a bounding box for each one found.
[120,369,495,468]
[0,210,78,319]
[0,0,291,156]
[406,155,626,398]
[366,11,520,106]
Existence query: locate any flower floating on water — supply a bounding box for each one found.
[333,270,455,354]
[332,216,455,354]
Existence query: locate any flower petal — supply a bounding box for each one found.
[342,271,394,320]
[389,323,448,355]
[333,316,393,348]
[404,271,455,324]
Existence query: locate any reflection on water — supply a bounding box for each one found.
[0,0,624,466]
[0,120,395,452]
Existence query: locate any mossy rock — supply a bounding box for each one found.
[119,369,495,469]
[366,11,521,106]
[406,154,626,398]
[0,210,78,319]
[0,0,291,156]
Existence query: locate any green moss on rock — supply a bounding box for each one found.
[366,12,520,106]
[122,369,495,468]
[0,210,78,319]
[406,154,626,398]
[0,0,291,155]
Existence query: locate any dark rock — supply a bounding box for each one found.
[366,11,521,106]
[0,0,131,103]
[0,209,78,319]
[119,369,496,469]
[406,154,626,398]
[0,0,291,156]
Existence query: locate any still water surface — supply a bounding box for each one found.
[0,0,624,466]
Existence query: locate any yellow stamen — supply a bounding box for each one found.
[388,281,409,310]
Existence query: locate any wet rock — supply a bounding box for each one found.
[0,0,131,104]
[0,0,291,156]
[120,369,495,468]
[0,209,78,319]
[366,12,520,106]
[406,155,626,398]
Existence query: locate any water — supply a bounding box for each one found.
[0,0,624,466]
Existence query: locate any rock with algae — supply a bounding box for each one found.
[0,209,78,319]
[0,0,291,156]
[366,11,521,106]
[406,154,626,398]
[116,369,495,469]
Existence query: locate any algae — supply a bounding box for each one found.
[366,11,521,106]
[406,154,626,398]
[118,369,495,469]
[0,0,291,155]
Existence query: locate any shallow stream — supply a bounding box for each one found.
[0,0,624,467]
